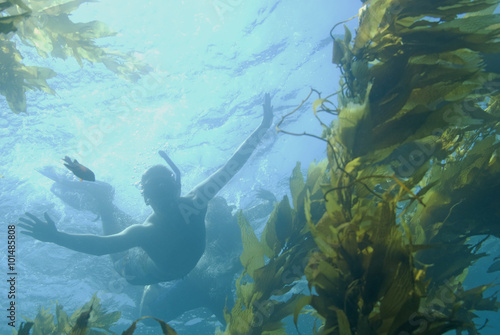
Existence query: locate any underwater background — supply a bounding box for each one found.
[1,0,500,334]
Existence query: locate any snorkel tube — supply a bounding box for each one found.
[158,150,181,190]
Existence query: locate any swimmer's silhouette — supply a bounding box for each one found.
[20,94,274,285]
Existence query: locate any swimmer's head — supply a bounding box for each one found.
[141,165,181,207]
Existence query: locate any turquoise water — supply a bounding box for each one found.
[2,1,499,334]
[1,1,360,334]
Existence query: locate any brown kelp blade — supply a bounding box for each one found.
[16,322,34,335]
[70,305,92,335]
[122,316,178,335]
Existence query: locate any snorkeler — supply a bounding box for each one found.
[36,163,276,326]
[19,93,274,285]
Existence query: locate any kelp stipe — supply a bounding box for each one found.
[223,0,500,334]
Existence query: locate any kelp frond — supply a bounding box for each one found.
[122,316,178,335]
[0,0,31,35]
[1,0,150,114]
[13,294,120,335]
[13,294,179,335]
[219,162,325,335]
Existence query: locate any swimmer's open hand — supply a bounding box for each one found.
[19,212,59,243]
[261,93,273,128]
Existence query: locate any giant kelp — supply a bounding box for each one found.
[1,0,149,114]
[0,0,30,35]
[223,0,500,334]
[218,162,323,334]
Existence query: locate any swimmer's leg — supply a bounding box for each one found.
[112,248,176,285]
[37,166,141,273]
[37,166,136,235]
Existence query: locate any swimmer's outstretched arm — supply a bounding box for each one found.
[19,212,145,256]
[188,93,273,202]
